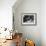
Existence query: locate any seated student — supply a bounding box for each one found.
[15,33,22,46]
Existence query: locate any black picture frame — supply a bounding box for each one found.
[21,13,37,26]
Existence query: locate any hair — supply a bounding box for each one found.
[5,28,7,31]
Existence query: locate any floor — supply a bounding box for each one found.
[0,39,16,46]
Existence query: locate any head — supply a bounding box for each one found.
[5,28,7,31]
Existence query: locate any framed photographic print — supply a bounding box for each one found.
[21,13,37,26]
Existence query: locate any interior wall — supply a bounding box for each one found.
[13,0,41,46]
[41,0,46,46]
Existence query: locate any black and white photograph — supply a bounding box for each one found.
[21,13,37,25]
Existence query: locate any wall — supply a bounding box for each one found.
[13,0,41,46]
[0,0,16,30]
[41,0,46,46]
[13,0,46,46]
